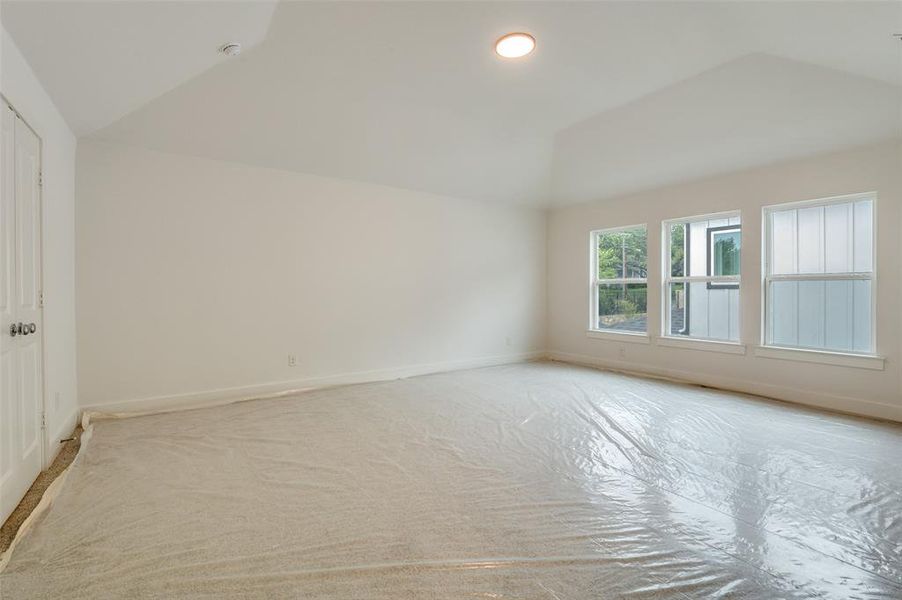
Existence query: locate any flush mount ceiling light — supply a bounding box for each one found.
[495,32,535,59]
[219,43,242,57]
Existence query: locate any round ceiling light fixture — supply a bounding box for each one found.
[220,43,242,57]
[495,32,536,59]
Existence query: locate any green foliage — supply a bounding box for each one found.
[597,246,619,279]
[670,224,685,277]
[597,228,647,279]
[595,228,648,325]
[614,298,638,317]
[597,285,647,317]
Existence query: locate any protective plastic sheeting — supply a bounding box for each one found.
[1,361,901,598]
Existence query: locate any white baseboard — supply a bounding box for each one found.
[80,351,547,418]
[79,348,899,425]
[548,350,902,423]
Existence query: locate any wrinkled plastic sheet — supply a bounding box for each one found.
[1,361,901,599]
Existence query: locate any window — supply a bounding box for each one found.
[663,213,741,342]
[590,225,647,334]
[763,193,875,355]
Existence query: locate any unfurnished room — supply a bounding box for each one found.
[0,1,901,598]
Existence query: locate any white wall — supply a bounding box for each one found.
[548,140,902,422]
[1,27,79,459]
[76,141,546,411]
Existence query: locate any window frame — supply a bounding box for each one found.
[661,210,742,345]
[588,224,649,338]
[760,191,878,357]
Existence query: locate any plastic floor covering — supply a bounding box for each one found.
[1,361,900,599]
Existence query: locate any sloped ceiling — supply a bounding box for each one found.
[552,54,902,204]
[0,0,279,135]
[2,1,900,206]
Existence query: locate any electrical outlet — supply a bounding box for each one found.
[288,355,297,367]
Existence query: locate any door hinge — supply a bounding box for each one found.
[39,290,44,307]
[41,412,46,430]
[38,172,43,187]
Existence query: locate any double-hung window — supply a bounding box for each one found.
[663,212,741,342]
[763,193,876,355]
[589,225,648,335]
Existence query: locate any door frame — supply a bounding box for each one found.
[2,92,48,472]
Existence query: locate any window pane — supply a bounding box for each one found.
[680,218,742,279]
[824,202,851,273]
[768,279,872,353]
[853,199,873,272]
[852,279,872,352]
[770,209,796,275]
[798,280,825,348]
[597,283,647,332]
[670,223,686,277]
[668,282,687,335]
[688,221,708,277]
[824,280,851,351]
[768,198,873,276]
[597,227,647,279]
[667,282,739,342]
[710,229,740,276]
[797,206,823,273]
[769,280,798,347]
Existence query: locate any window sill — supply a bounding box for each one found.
[656,336,746,355]
[586,330,650,344]
[754,346,885,371]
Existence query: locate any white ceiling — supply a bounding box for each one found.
[0,0,279,135]
[552,53,902,204]
[2,1,900,206]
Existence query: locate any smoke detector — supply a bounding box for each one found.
[220,43,242,57]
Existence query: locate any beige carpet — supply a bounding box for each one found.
[1,362,901,598]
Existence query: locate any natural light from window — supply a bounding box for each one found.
[590,226,648,334]
[663,213,741,343]
[763,193,875,355]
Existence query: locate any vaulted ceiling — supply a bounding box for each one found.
[3,1,900,206]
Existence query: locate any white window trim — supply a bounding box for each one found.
[760,191,877,358]
[586,329,650,344]
[655,336,746,354]
[588,224,649,339]
[660,211,742,350]
[754,345,884,371]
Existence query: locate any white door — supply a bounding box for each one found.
[0,100,44,525]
